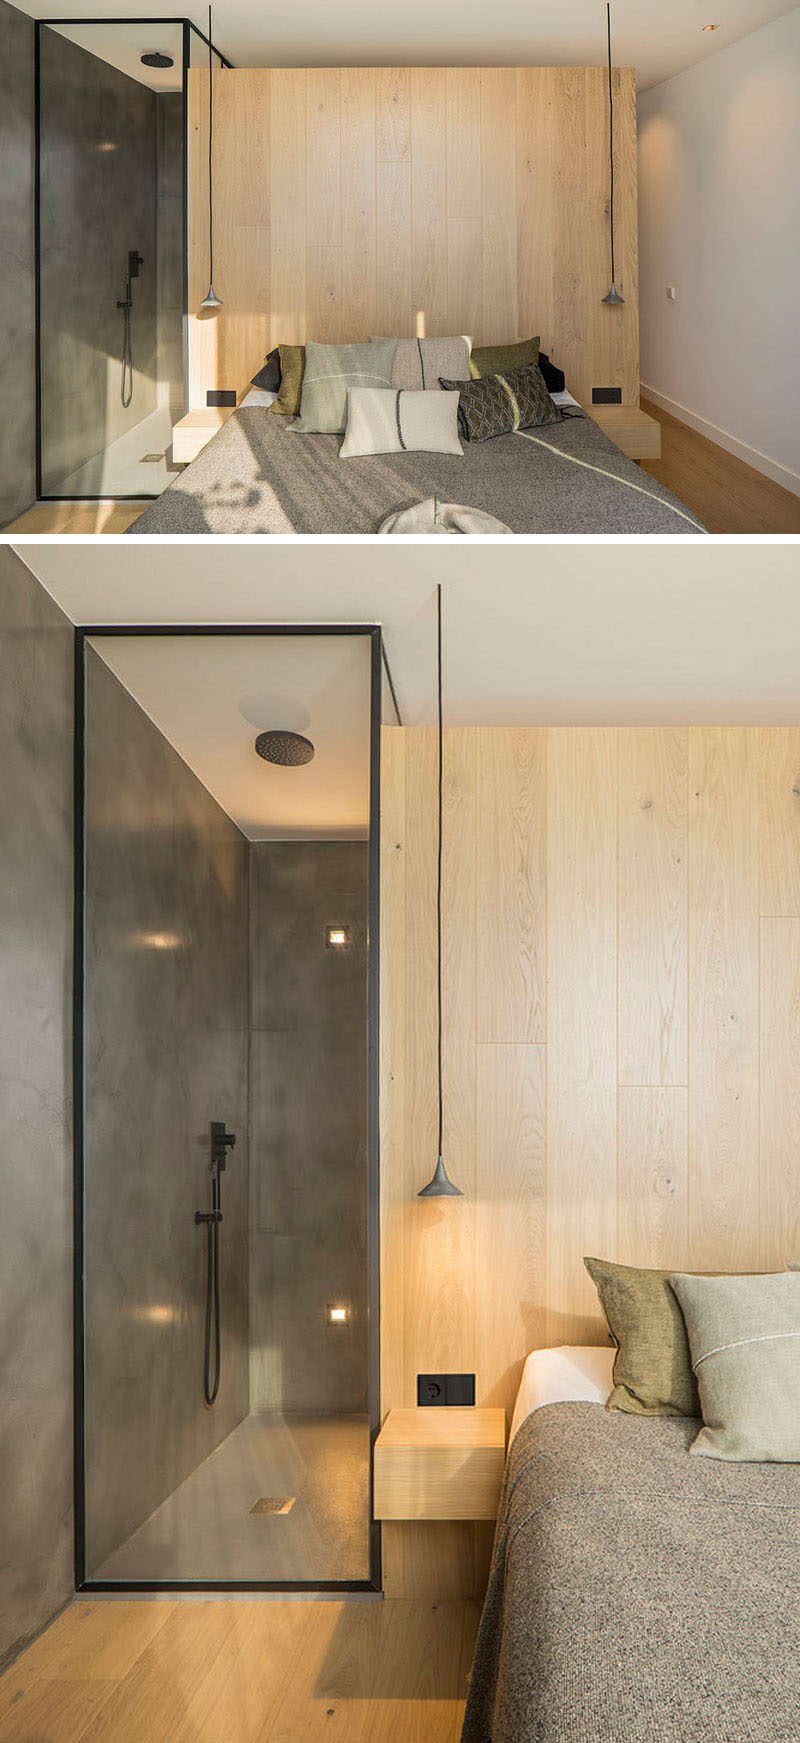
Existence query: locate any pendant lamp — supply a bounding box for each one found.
[200,5,222,310]
[418,587,463,1200]
[602,3,625,307]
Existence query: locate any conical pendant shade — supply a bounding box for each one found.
[602,282,625,305]
[201,6,222,312]
[418,1155,463,1198]
[200,284,222,310]
[601,4,623,309]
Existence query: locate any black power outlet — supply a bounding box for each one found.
[207,389,237,407]
[417,1373,476,1407]
[592,386,622,405]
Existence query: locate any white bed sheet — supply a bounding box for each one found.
[509,1345,615,1445]
[239,387,278,407]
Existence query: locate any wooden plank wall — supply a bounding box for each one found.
[187,67,638,409]
[380,725,800,1597]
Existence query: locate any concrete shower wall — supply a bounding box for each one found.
[0,0,36,525]
[249,842,369,1417]
[0,550,73,1671]
[83,649,250,1574]
[39,29,159,493]
[156,93,185,418]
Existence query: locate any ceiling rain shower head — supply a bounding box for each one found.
[255,730,315,767]
[141,50,174,67]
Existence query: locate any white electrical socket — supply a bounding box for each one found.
[666,285,676,300]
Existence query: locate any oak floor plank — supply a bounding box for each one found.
[2,1602,174,1687]
[0,1677,117,1743]
[640,399,800,535]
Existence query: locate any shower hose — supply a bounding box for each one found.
[121,302,133,409]
[197,1209,222,1405]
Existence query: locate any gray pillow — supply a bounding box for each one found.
[340,387,463,458]
[669,1271,800,1462]
[292,340,396,434]
[370,336,471,391]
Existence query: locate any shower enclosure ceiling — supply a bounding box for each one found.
[76,628,380,1591]
[36,18,227,502]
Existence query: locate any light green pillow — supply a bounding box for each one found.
[469,336,540,380]
[585,1256,700,1417]
[669,1271,800,1462]
[292,340,397,434]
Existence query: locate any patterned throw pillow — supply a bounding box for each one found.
[370,336,471,390]
[268,345,305,416]
[469,336,540,379]
[292,340,397,434]
[439,362,563,442]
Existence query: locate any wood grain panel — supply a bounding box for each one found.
[618,1088,688,1268]
[410,70,447,336]
[306,70,341,249]
[476,1045,546,1414]
[476,729,546,1044]
[188,66,639,404]
[376,162,412,339]
[340,70,377,341]
[688,729,759,1270]
[760,921,800,1269]
[759,729,800,917]
[480,70,518,346]
[618,728,687,1087]
[546,729,617,1343]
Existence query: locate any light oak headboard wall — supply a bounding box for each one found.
[187,67,638,410]
[380,724,800,1599]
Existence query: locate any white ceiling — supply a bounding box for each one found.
[88,633,372,840]
[22,0,800,91]
[44,22,186,92]
[19,542,800,727]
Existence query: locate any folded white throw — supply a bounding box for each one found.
[378,498,512,535]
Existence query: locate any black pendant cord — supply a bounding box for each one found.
[436,583,443,1161]
[208,5,214,291]
[606,2,616,286]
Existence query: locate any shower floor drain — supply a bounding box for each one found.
[250,1496,296,1516]
[140,451,166,463]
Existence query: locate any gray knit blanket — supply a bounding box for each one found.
[462,1402,800,1743]
[127,410,706,535]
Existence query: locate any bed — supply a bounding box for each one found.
[127,393,705,537]
[463,1346,800,1742]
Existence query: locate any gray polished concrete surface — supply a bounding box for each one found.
[39,28,159,494]
[0,0,36,525]
[83,648,251,1575]
[249,843,369,1418]
[94,1413,371,1584]
[0,551,74,1670]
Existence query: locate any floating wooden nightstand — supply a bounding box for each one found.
[584,403,662,461]
[374,1408,506,1522]
[172,406,236,464]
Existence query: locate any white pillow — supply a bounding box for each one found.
[340,387,463,458]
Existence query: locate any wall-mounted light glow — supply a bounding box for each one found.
[126,929,187,952]
[326,926,350,948]
[327,1304,349,1324]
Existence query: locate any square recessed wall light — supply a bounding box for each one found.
[327,1304,349,1325]
[326,926,350,948]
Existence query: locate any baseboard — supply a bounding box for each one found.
[640,384,800,500]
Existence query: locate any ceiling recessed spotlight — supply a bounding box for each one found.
[141,50,174,67]
[702,22,720,30]
[254,729,315,767]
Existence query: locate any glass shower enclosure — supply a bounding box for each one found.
[36,18,228,501]
[73,626,381,1591]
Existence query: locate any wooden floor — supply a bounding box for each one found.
[640,399,800,535]
[3,501,145,535]
[4,405,799,537]
[0,1598,478,1743]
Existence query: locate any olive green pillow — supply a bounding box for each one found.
[584,1256,700,1417]
[469,336,540,380]
[268,344,305,416]
[670,1271,800,1462]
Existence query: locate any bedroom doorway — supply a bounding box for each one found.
[35,18,228,503]
[73,625,381,1592]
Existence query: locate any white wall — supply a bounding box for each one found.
[638,7,800,495]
